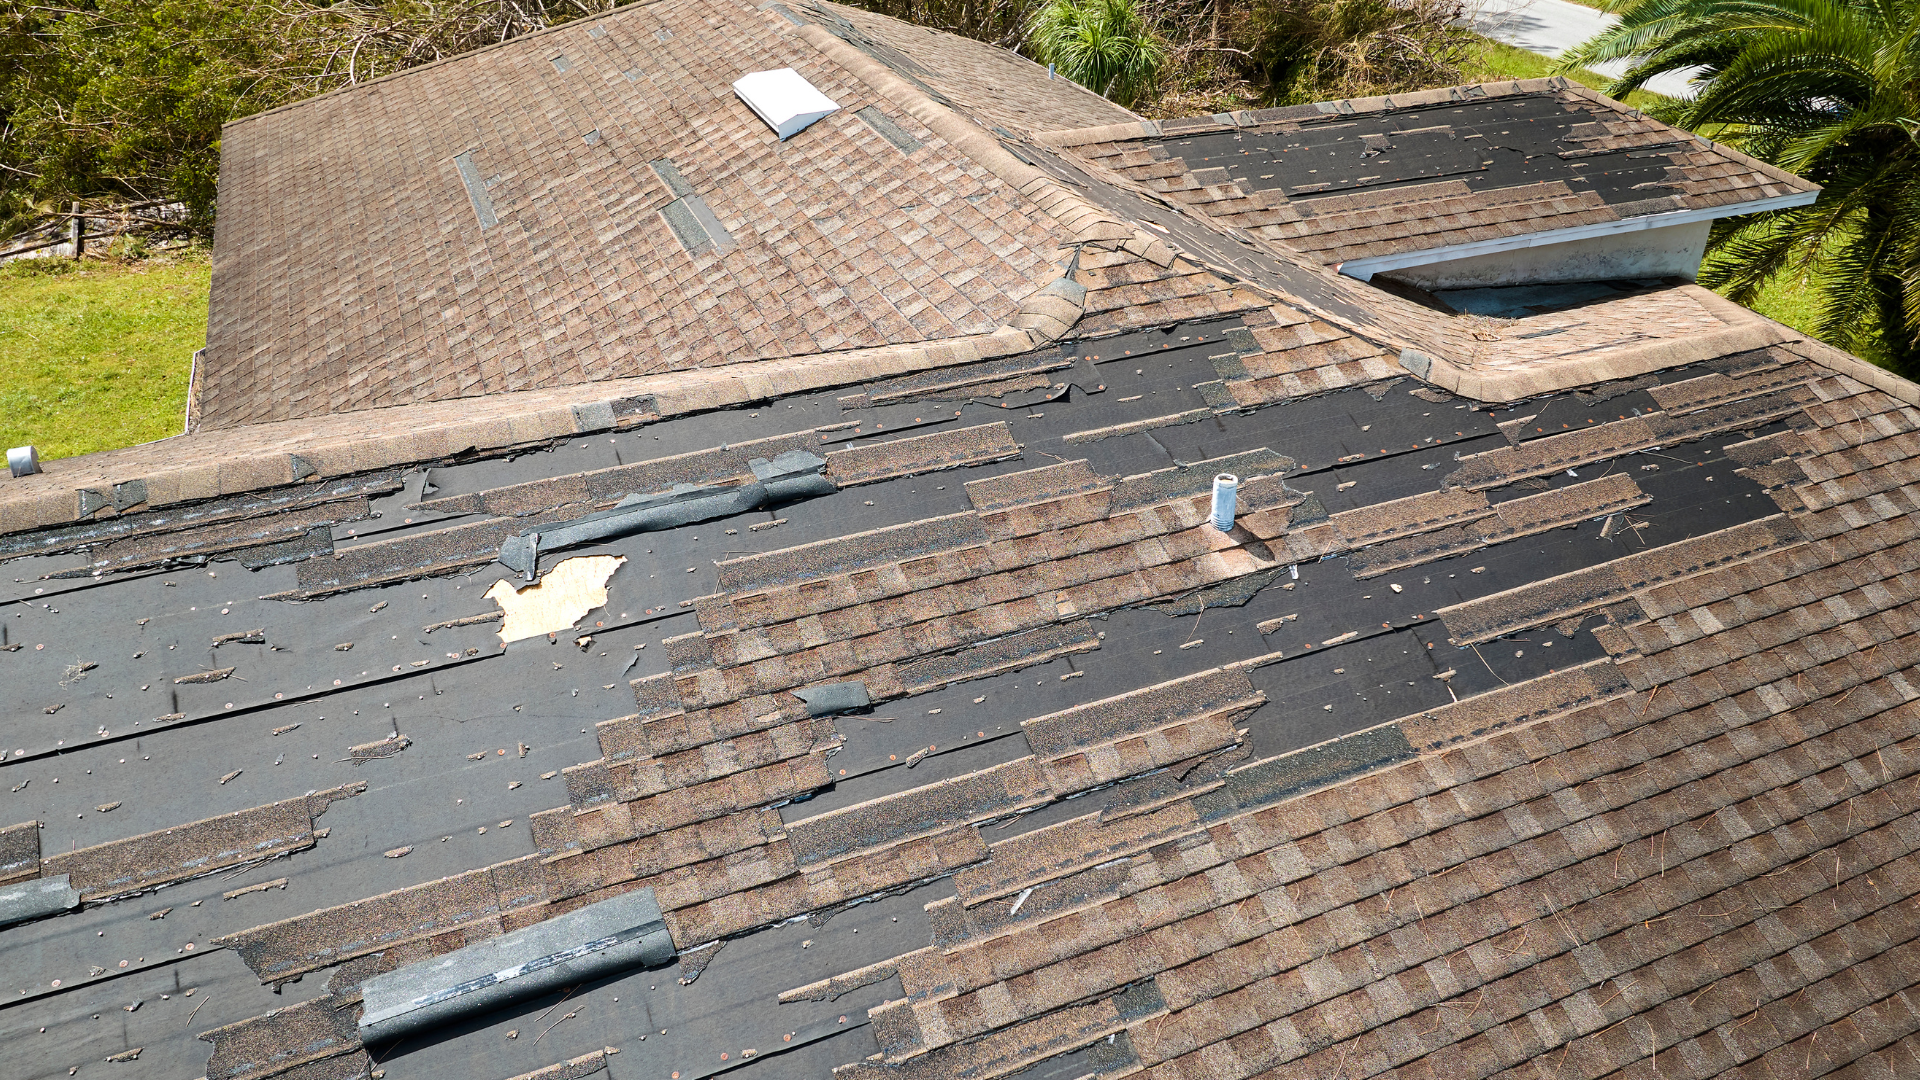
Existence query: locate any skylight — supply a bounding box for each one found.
[732,68,840,140]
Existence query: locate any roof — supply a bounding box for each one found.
[795,2,1140,135]
[196,0,1119,430]
[1041,82,1818,278]
[3,6,1917,1080]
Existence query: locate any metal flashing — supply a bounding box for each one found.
[1337,189,1819,281]
[357,889,673,1043]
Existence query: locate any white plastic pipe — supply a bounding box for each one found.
[1211,473,1238,532]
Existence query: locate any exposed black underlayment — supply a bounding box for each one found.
[3,355,1781,757]
[1022,139,1393,334]
[1160,95,1687,206]
[0,316,1817,1080]
[0,472,402,561]
[1063,318,1245,364]
[784,368,1772,801]
[0,351,1782,822]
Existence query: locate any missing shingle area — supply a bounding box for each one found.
[660,198,733,257]
[649,158,734,255]
[452,150,498,230]
[649,159,696,198]
[856,106,923,153]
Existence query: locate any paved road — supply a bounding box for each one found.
[1465,0,1702,99]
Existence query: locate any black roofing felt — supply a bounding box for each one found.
[0,311,1795,1080]
[1161,96,1690,206]
[1022,143,1396,334]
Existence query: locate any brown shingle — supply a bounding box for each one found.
[197,0,1077,430]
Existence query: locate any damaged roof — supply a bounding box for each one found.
[3,5,1918,1080]
[1043,81,1819,278]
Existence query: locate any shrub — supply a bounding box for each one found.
[1236,0,1472,104]
[1024,0,1168,108]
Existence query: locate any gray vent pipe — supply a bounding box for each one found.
[1211,473,1238,532]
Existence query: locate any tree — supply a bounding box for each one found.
[0,0,617,236]
[1561,0,1920,373]
[1023,0,1167,108]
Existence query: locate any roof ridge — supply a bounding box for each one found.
[1398,284,1796,402]
[220,0,677,132]
[0,317,1087,538]
[793,18,1134,247]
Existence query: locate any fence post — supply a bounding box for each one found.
[70,202,84,259]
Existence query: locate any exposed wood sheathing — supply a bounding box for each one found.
[486,556,626,643]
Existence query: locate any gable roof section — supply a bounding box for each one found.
[1042,80,1818,278]
[199,0,1085,429]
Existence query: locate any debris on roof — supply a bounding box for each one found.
[486,554,626,642]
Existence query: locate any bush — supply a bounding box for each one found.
[1236,0,1472,104]
[0,0,622,231]
[1024,0,1167,108]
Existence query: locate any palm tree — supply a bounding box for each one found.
[1023,0,1167,109]
[1559,0,1920,374]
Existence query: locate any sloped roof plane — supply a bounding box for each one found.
[198,0,1089,429]
[4,5,1920,1080]
[1043,82,1819,280]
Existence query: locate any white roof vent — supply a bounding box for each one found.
[733,68,840,140]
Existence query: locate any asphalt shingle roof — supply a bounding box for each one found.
[197,0,1082,429]
[1044,82,1817,273]
[0,7,1914,1080]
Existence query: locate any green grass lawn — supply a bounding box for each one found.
[0,251,207,460]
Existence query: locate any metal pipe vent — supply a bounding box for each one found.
[1211,473,1238,532]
